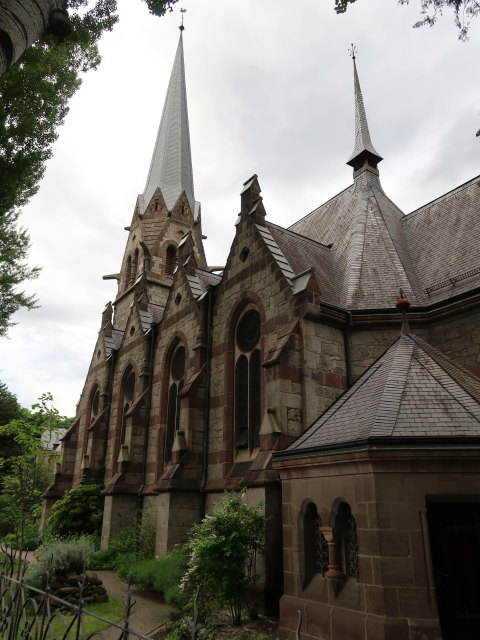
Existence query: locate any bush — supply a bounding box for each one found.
[45,484,104,537]
[87,548,117,570]
[182,491,266,625]
[116,547,186,606]
[87,510,156,573]
[1,520,39,550]
[25,536,97,589]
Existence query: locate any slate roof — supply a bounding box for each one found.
[283,333,480,457]
[287,171,480,310]
[104,329,124,356]
[402,175,480,303]
[138,303,165,332]
[139,32,195,215]
[266,222,339,306]
[289,171,422,309]
[255,224,295,285]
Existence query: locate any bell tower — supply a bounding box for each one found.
[108,25,207,329]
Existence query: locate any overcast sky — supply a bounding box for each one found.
[1,0,479,416]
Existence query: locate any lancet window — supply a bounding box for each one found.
[304,502,329,584]
[120,368,135,445]
[89,385,100,425]
[165,245,177,275]
[234,307,261,450]
[335,502,359,580]
[165,344,185,461]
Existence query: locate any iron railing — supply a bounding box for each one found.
[0,554,155,640]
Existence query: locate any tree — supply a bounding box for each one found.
[0,393,72,557]
[181,492,266,626]
[0,380,21,426]
[334,0,480,40]
[0,0,177,337]
[0,211,40,337]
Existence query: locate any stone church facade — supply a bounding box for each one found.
[44,29,480,640]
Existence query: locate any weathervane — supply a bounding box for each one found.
[179,8,186,31]
[349,43,357,60]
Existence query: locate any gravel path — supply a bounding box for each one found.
[95,570,172,639]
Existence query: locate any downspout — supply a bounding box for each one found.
[199,286,214,520]
[101,348,117,482]
[139,321,158,505]
[344,311,353,387]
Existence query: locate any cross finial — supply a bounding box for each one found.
[349,43,357,60]
[179,7,186,31]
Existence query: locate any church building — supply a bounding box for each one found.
[43,25,480,640]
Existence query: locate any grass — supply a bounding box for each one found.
[43,598,125,638]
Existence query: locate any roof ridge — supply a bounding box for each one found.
[410,334,480,403]
[288,184,353,230]
[405,174,480,219]
[266,220,332,250]
[411,351,480,423]
[370,337,414,438]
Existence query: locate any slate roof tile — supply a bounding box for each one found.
[286,333,480,455]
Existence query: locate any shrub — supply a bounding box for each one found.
[87,548,117,570]
[45,484,104,537]
[25,536,96,589]
[116,547,186,606]
[182,491,266,625]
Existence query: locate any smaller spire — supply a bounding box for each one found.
[346,45,383,173]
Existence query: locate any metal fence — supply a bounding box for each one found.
[0,554,155,640]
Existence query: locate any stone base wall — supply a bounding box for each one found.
[155,491,201,556]
[101,493,139,549]
[276,452,480,640]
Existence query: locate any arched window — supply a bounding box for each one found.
[304,502,329,584]
[165,245,177,276]
[165,344,185,461]
[90,386,100,424]
[335,502,359,580]
[234,308,261,450]
[120,369,135,445]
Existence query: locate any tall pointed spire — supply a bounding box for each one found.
[140,28,194,214]
[346,47,383,173]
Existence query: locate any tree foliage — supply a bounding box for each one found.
[45,483,105,537]
[0,393,72,552]
[0,380,21,427]
[334,0,480,40]
[181,492,266,626]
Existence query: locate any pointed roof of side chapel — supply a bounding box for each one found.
[279,333,480,458]
[139,29,195,215]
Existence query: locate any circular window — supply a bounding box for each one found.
[236,309,261,352]
[171,346,186,380]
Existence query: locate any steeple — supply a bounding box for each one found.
[139,28,195,215]
[346,48,383,174]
